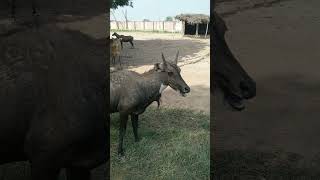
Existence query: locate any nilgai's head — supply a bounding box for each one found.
[213,12,256,111]
[154,51,190,97]
[112,32,118,36]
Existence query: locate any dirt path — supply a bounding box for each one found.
[111,32,210,114]
[214,0,320,174]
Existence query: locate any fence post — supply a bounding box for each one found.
[172,21,175,33]
[143,21,145,30]
[181,21,185,35]
[153,21,154,32]
[195,23,199,37]
[163,21,165,32]
[134,21,136,31]
[205,21,209,38]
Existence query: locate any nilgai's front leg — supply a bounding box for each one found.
[131,114,139,142]
[118,55,122,69]
[129,41,134,49]
[66,167,91,180]
[112,57,115,66]
[118,113,128,155]
[120,41,123,49]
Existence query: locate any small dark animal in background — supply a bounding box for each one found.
[112,32,134,49]
[10,0,40,20]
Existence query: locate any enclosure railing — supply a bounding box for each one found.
[110,21,183,33]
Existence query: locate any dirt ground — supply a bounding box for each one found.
[110,32,210,114]
[214,0,320,177]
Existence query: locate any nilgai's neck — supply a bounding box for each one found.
[140,70,168,102]
[114,34,121,38]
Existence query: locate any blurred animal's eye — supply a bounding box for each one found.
[168,72,174,76]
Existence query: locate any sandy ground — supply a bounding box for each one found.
[110,32,210,114]
[214,0,320,165]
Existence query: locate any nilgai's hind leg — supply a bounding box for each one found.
[66,167,91,180]
[131,114,139,142]
[118,55,122,69]
[130,41,134,49]
[118,113,129,155]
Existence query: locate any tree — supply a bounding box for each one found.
[165,16,173,21]
[112,0,133,9]
[143,19,150,22]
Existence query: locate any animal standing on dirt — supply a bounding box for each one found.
[0,24,107,180]
[212,10,256,111]
[110,51,190,155]
[112,32,134,49]
[9,0,40,23]
[111,37,122,68]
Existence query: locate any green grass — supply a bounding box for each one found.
[110,107,210,180]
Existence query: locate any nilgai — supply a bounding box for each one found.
[110,51,190,155]
[112,32,134,49]
[110,37,122,68]
[0,24,107,180]
[9,0,40,23]
[212,10,256,111]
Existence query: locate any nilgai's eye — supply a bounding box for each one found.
[168,72,174,76]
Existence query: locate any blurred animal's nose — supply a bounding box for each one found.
[240,80,256,99]
[184,86,191,93]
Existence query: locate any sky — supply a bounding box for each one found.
[111,0,210,21]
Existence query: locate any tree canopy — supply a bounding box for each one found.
[112,0,133,9]
[165,16,173,21]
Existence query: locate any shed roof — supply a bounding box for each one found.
[175,14,210,24]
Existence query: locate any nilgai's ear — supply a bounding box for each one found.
[161,52,168,69]
[174,50,179,65]
[154,63,166,72]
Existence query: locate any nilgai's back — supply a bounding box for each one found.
[110,70,143,113]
